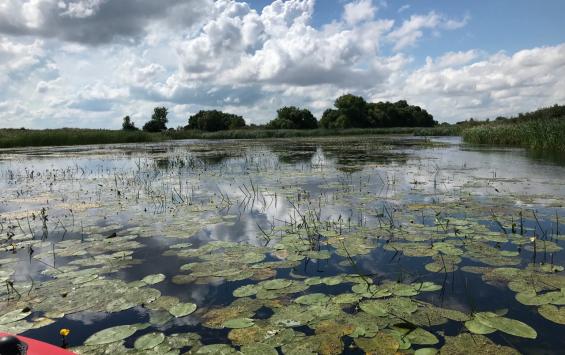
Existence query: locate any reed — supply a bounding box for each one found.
[462,117,565,152]
[0,128,164,148]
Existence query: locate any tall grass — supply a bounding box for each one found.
[0,128,164,148]
[0,127,423,149]
[414,125,462,136]
[462,117,565,152]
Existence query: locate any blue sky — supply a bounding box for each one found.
[0,0,564,128]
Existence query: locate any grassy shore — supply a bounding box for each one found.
[165,127,421,140]
[1,120,563,152]
[462,117,565,152]
[0,127,429,149]
[0,128,164,148]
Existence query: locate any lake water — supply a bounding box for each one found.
[1,136,564,354]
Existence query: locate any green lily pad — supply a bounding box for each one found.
[134,332,165,350]
[332,293,362,304]
[405,328,439,345]
[441,333,519,354]
[233,284,259,298]
[240,343,277,355]
[142,273,166,285]
[465,319,496,334]
[242,252,265,264]
[359,300,387,317]
[354,331,400,353]
[223,318,255,329]
[475,312,537,339]
[294,293,329,305]
[538,304,565,324]
[84,324,140,345]
[169,302,197,318]
[195,343,240,354]
[261,279,292,290]
[0,309,32,325]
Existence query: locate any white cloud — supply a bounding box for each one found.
[400,44,565,120]
[343,0,377,26]
[0,0,561,128]
[398,4,410,13]
[388,11,469,51]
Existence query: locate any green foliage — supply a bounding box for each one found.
[143,107,169,132]
[187,110,246,132]
[266,106,318,129]
[320,94,435,129]
[122,116,138,131]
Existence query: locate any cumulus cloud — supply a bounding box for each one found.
[0,0,209,45]
[388,11,469,50]
[173,0,393,90]
[343,0,377,25]
[0,0,562,129]
[400,44,565,120]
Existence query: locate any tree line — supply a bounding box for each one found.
[123,94,436,132]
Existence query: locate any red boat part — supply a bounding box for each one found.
[0,332,75,355]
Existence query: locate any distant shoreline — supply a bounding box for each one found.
[1,119,563,153]
[0,127,448,149]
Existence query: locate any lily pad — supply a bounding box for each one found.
[240,343,277,355]
[223,318,255,329]
[142,273,166,285]
[261,279,293,290]
[0,309,32,325]
[169,303,197,318]
[233,284,259,298]
[134,332,165,350]
[84,324,140,345]
[475,312,537,339]
[538,304,565,324]
[295,293,329,305]
[354,331,400,353]
[465,319,496,334]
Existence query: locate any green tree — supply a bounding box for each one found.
[266,106,318,129]
[322,94,435,128]
[334,94,369,128]
[121,116,138,131]
[143,107,168,132]
[186,110,246,132]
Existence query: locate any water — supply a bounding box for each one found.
[0,136,564,354]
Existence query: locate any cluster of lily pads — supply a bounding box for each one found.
[0,138,564,354]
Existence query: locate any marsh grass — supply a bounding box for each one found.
[0,127,448,148]
[462,117,565,152]
[414,125,462,136]
[0,128,164,148]
[165,127,423,140]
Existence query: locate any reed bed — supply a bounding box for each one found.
[0,128,164,148]
[462,117,565,152]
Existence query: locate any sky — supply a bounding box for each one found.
[0,0,564,129]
